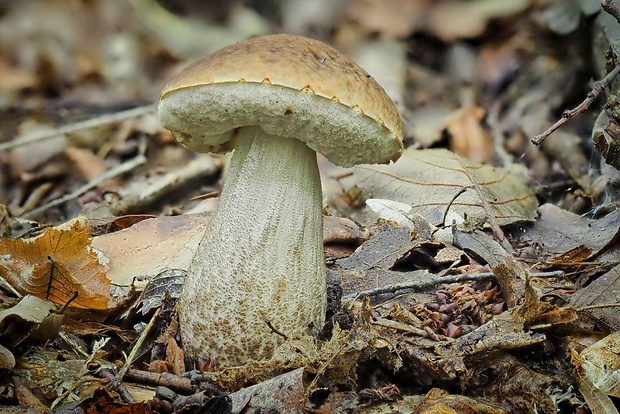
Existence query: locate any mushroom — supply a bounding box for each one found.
[158,34,403,367]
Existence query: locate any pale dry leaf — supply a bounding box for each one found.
[0,295,62,348]
[409,104,454,147]
[579,331,620,397]
[365,199,414,227]
[8,121,68,174]
[0,217,112,310]
[64,147,109,182]
[91,214,210,287]
[428,0,531,41]
[344,0,425,38]
[229,367,305,414]
[354,148,538,227]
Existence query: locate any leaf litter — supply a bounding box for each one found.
[0,0,618,413]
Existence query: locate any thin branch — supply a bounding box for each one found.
[343,270,564,299]
[21,153,146,219]
[531,64,620,145]
[602,0,620,24]
[115,307,162,383]
[0,104,155,152]
[124,369,194,394]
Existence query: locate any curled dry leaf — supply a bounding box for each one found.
[0,295,63,348]
[354,148,538,227]
[0,217,113,310]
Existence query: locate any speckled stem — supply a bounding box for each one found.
[179,126,326,367]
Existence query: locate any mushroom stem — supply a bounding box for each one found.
[180,125,326,366]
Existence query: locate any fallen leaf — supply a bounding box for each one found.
[354,148,538,227]
[229,367,305,414]
[91,213,210,287]
[0,217,113,310]
[446,106,495,164]
[418,387,508,413]
[570,264,620,331]
[344,0,425,38]
[77,388,153,413]
[409,105,455,147]
[323,216,360,245]
[64,147,110,182]
[579,331,620,398]
[0,295,63,348]
[536,0,599,35]
[428,0,531,41]
[508,203,620,262]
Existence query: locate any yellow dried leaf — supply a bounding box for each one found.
[0,217,112,310]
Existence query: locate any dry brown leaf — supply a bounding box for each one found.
[418,388,508,414]
[509,204,620,262]
[64,146,110,182]
[354,148,537,227]
[0,217,112,310]
[453,229,526,306]
[571,263,620,331]
[344,0,425,38]
[428,0,531,41]
[446,106,494,164]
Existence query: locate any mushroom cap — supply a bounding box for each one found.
[158,34,403,167]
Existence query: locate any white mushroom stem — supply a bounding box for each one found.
[180,125,327,366]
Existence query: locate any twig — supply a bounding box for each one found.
[21,153,146,219]
[115,307,162,383]
[455,157,507,245]
[602,0,620,24]
[577,303,620,311]
[125,369,194,394]
[99,368,135,403]
[343,270,564,299]
[265,320,289,340]
[0,104,155,152]
[531,64,620,145]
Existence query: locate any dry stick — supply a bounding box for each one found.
[532,0,620,148]
[343,270,564,299]
[115,307,162,383]
[124,369,194,395]
[455,157,507,245]
[0,104,155,152]
[602,0,620,23]
[531,64,620,145]
[100,369,136,403]
[577,303,620,311]
[21,153,146,219]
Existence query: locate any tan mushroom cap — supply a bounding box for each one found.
[158,34,403,167]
